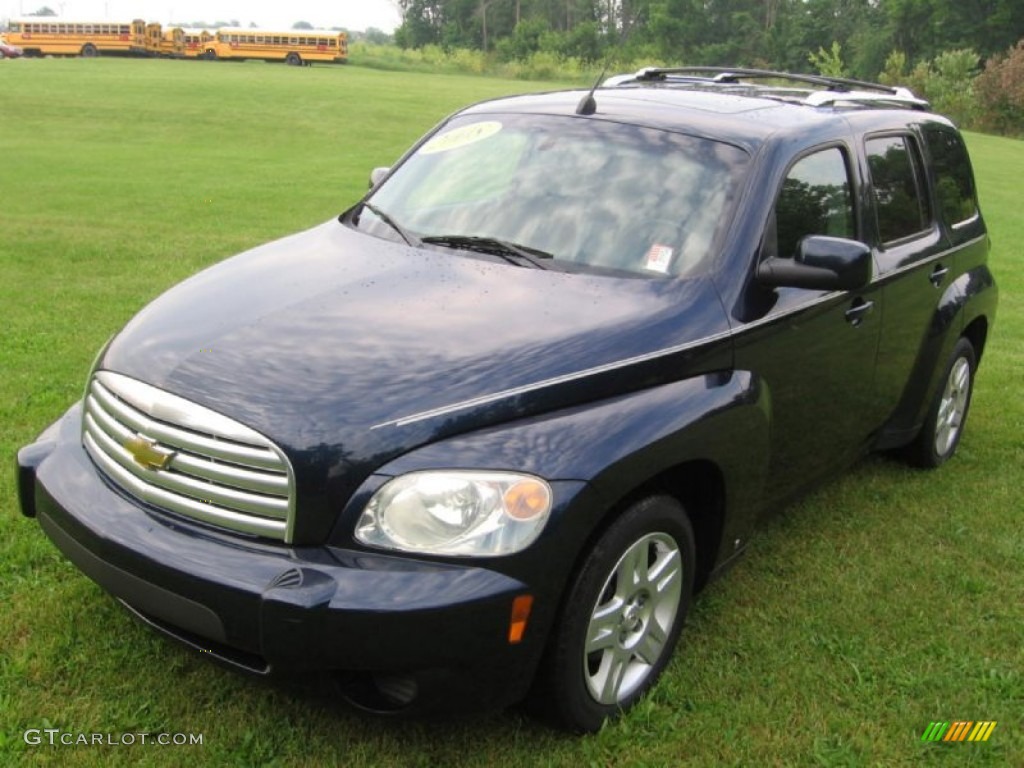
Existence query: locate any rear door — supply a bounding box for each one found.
[864,131,953,432]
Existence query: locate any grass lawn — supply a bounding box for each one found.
[1,58,1021,766]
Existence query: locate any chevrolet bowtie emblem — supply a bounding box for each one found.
[123,435,175,471]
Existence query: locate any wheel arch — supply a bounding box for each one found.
[962,315,988,365]
[874,266,996,451]
[577,459,727,594]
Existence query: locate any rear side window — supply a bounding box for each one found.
[925,128,979,230]
[866,136,931,245]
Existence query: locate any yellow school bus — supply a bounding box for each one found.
[144,22,163,55]
[159,27,185,58]
[182,29,215,59]
[201,28,348,65]
[6,18,147,57]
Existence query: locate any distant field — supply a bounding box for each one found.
[1,58,1021,766]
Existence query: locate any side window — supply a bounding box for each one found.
[924,128,979,232]
[772,147,855,259]
[866,135,930,245]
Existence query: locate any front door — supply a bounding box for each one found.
[732,144,882,506]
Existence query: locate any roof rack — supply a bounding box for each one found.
[603,66,930,111]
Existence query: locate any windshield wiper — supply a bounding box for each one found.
[358,202,421,247]
[420,235,554,269]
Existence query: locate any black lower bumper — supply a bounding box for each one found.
[18,404,552,714]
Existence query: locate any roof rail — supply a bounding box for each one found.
[604,66,930,110]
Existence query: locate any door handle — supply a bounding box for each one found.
[929,264,949,287]
[844,298,874,326]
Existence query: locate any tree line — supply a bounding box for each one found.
[395,0,1023,81]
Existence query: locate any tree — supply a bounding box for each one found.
[29,6,57,15]
[293,21,314,30]
[395,0,445,48]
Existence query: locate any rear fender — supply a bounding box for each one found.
[874,264,997,450]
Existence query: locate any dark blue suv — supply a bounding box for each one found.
[18,68,997,732]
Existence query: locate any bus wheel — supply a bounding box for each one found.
[286,52,301,66]
[81,44,98,58]
[204,50,217,61]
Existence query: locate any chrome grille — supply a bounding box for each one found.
[82,370,294,542]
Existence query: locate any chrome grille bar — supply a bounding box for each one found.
[89,380,282,470]
[82,371,295,542]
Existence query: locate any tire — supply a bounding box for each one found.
[203,50,217,61]
[905,337,976,468]
[81,44,98,58]
[533,495,695,732]
[286,52,301,66]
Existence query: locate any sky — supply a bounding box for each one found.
[4,0,402,31]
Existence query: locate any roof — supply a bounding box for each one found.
[460,67,933,152]
[215,27,342,36]
[606,67,929,109]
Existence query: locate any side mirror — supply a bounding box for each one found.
[369,167,390,189]
[757,235,872,291]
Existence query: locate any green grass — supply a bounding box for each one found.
[2,58,1021,766]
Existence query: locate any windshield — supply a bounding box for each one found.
[358,113,749,277]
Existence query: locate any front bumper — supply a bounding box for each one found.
[18,403,558,713]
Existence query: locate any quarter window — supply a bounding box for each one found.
[866,136,930,245]
[925,128,978,229]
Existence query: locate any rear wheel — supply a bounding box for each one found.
[81,43,98,58]
[286,52,301,66]
[905,336,976,468]
[533,495,695,732]
[203,49,217,61]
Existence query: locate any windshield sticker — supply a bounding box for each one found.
[644,244,674,273]
[419,121,503,155]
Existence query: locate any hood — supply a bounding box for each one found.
[101,220,731,535]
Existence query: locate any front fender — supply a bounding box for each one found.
[374,370,770,574]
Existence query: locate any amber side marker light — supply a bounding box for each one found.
[508,594,534,644]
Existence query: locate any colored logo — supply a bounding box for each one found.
[921,721,997,742]
[419,121,503,155]
[123,435,175,471]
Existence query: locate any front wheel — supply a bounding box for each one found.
[533,495,695,732]
[80,43,98,58]
[905,337,977,468]
[285,52,301,66]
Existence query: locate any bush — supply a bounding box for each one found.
[927,49,981,127]
[976,39,1024,136]
[808,42,848,78]
[351,38,1023,138]
[348,42,489,77]
[878,50,908,87]
[882,48,979,128]
[494,19,551,63]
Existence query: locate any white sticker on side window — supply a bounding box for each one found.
[643,244,674,273]
[419,121,503,155]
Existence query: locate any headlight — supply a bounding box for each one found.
[355,471,552,556]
